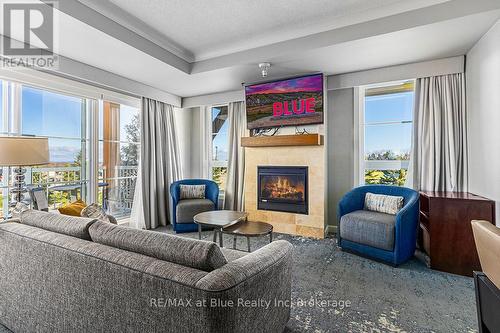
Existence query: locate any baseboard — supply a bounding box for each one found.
[326,225,337,236]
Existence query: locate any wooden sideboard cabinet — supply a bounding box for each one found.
[418,191,496,277]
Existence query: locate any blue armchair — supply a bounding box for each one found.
[170,179,219,233]
[338,185,419,266]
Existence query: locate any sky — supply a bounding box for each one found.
[21,86,139,163]
[212,107,229,161]
[364,91,414,155]
[22,87,83,163]
[245,74,323,95]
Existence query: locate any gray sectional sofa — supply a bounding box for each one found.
[0,210,293,333]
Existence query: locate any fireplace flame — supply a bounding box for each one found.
[262,176,304,201]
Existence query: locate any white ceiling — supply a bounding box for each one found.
[105,0,451,61]
[2,0,500,99]
[275,11,500,75]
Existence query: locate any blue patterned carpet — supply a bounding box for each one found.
[169,229,478,333]
[1,229,478,333]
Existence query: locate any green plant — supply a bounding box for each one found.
[212,167,227,188]
[365,169,408,186]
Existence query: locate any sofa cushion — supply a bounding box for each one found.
[89,221,227,271]
[176,198,215,224]
[20,209,97,240]
[180,184,206,199]
[221,248,247,262]
[340,210,396,251]
[81,203,117,224]
[364,192,404,215]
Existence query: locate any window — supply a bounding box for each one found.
[360,81,414,186]
[211,105,229,190]
[0,77,141,221]
[21,85,90,209]
[98,101,140,218]
[0,82,91,217]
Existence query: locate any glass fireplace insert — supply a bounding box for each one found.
[257,166,308,214]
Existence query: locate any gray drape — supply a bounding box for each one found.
[409,73,468,192]
[141,97,181,229]
[223,101,247,211]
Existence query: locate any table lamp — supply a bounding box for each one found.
[0,136,49,205]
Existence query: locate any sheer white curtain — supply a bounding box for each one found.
[129,159,146,229]
[407,73,468,191]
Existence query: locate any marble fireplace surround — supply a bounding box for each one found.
[244,144,326,239]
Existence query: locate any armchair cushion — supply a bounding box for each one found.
[340,210,396,251]
[176,199,215,224]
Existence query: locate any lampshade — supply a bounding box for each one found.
[0,136,49,166]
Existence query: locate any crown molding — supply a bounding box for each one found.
[43,0,192,74]
[77,0,195,63]
[191,0,500,74]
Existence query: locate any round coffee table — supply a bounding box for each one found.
[222,221,273,252]
[193,210,248,247]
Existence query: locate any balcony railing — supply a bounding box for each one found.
[0,165,138,219]
[364,160,409,170]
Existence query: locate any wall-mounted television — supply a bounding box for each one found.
[245,73,324,130]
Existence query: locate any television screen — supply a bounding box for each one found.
[245,73,324,130]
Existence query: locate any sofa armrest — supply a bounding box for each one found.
[196,240,293,291]
[195,240,293,333]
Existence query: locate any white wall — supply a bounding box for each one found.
[327,88,355,227]
[466,19,500,225]
[51,55,181,106]
[328,56,464,90]
[182,90,244,108]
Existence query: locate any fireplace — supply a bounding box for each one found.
[258,166,308,214]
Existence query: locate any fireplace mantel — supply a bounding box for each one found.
[241,134,323,147]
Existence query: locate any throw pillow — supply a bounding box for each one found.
[58,199,87,216]
[81,203,117,224]
[180,184,206,199]
[11,202,30,219]
[364,192,404,215]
